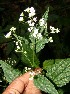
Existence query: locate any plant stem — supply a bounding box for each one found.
[33,42,35,67]
[33,38,36,67]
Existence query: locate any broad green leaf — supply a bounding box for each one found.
[0,60,22,83]
[43,59,54,70]
[5,42,14,56]
[46,58,70,87]
[34,74,58,94]
[21,42,39,68]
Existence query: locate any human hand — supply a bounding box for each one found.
[2,70,42,94]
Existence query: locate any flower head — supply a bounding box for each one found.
[24,7,36,18]
[33,28,39,37]
[50,26,60,33]
[24,7,30,12]
[33,17,37,22]
[48,37,53,42]
[10,27,16,32]
[19,17,24,22]
[37,33,42,39]
[56,28,60,33]
[20,12,24,16]
[30,7,35,14]
[39,18,45,26]
[4,31,11,38]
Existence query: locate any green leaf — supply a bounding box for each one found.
[46,58,70,87]
[35,8,49,53]
[5,42,14,56]
[21,42,39,68]
[58,89,64,94]
[42,7,49,20]
[43,59,54,70]
[36,37,49,53]
[34,74,58,94]
[0,60,22,83]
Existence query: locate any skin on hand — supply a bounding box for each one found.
[2,71,42,94]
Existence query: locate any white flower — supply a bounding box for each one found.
[24,7,30,12]
[50,26,60,33]
[17,45,20,49]
[29,12,35,18]
[27,20,32,24]
[29,71,35,80]
[39,18,45,26]
[28,28,31,32]
[20,12,24,16]
[16,42,18,45]
[33,33,36,37]
[24,7,36,17]
[28,27,34,32]
[28,68,31,70]
[30,22,35,26]
[37,33,42,39]
[5,31,11,38]
[34,28,38,34]
[48,37,53,42]
[29,7,35,17]
[10,27,16,32]
[19,17,24,22]
[24,51,27,54]
[30,7,35,14]
[33,17,37,22]
[30,27,34,30]
[50,26,55,33]
[27,20,35,26]
[55,28,60,33]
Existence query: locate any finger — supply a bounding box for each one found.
[23,70,42,94]
[23,80,42,94]
[2,72,30,94]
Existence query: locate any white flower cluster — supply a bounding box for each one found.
[24,67,31,72]
[39,18,45,26]
[39,18,47,28]
[5,58,17,66]
[15,40,23,52]
[24,7,36,18]
[32,28,42,39]
[19,7,36,22]
[4,27,16,38]
[23,7,42,39]
[50,26,60,33]
[27,17,37,32]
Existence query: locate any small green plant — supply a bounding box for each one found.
[0,7,70,94]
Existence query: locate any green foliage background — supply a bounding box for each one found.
[0,0,70,94]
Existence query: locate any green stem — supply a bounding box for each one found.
[33,38,36,67]
[33,45,34,67]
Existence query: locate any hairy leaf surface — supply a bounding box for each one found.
[0,60,22,83]
[46,58,70,87]
[34,74,58,94]
[21,42,39,68]
[43,59,54,70]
